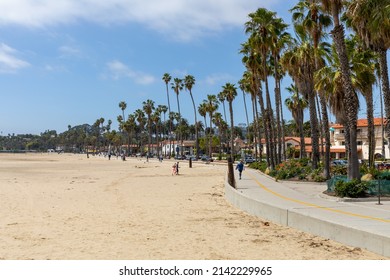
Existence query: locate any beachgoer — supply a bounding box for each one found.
[172,163,177,176]
[176,161,179,175]
[236,160,244,179]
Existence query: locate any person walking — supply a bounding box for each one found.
[172,163,177,175]
[236,160,244,180]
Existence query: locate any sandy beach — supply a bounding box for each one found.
[0,153,386,260]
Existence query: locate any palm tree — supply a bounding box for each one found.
[171,78,184,155]
[281,35,320,169]
[285,84,308,158]
[198,102,208,156]
[314,42,359,173]
[162,73,172,156]
[245,8,278,169]
[346,0,390,158]
[157,105,168,156]
[213,112,225,159]
[217,91,228,123]
[222,83,238,160]
[151,109,161,158]
[135,109,146,154]
[204,95,219,158]
[143,99,155,157]
[238,78,251,143]
[240,40,267,164]
[269,16,290,163]
[347,36,377,168]
[320,0,360,179]
[123,114,136,155]
[118,101,127,122]
[290,0,332,178]
[184,74,199,158]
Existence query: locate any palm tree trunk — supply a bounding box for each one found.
[332,24,360,179]
[320,93,331,179]
[316,93,324,156]
[378,49,390,158]
[222,102,228,124]
[277,79,286,161]
[229,101,235,161]
[203,116,208,156]
[273,55,283,164]
[242,89,250,147]
[365,89,375,167]
[256,79,269,167]
[274,87,282,165]
[298,108,305,159]
[190,92,199,159]
[166,84,172,158]
[380,78,386,158]
[209,115,213,158]
[264,73,276,170]
[148,119,152,158]
[251,96,258,160]
[307,86,320,169]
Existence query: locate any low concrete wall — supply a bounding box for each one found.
[224,180,390,258]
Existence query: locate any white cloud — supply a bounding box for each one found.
[0,0,281,41]
[44,64,67,72]
[59,45,81,57]
[107,60,155,85]
[204,73,235,86]
[0,43,30,73]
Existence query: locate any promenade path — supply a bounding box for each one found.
[225,167,390,258]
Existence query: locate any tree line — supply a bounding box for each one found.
[2,1,389,182]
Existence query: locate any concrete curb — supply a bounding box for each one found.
[224,180,390,258]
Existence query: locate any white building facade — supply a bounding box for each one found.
[330,118,389,160]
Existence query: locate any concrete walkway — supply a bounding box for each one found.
[225,167,390,258]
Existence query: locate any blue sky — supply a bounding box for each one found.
[0,0,381,136]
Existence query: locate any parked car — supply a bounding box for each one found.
[201,155,213,162]
[175,155,186,160]
[244,156,255,164]
[185,155,197,161]
[331,159,348,166]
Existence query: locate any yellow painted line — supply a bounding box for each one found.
[247,171,390,224]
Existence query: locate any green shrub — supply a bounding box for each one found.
[313,175,326,182]
[377,171,390,180]
[298,158,310,166]
[269,169,278,177]
[248,161,267,172]
[331,165,347,175]
[298,174,307,180]
[334,179,369,198]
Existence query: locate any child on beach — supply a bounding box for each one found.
[172,163,177,175]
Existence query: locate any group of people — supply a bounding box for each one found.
[169,159,245,179]
[171,162,180,175]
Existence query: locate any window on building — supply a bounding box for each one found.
[357,141,363,145]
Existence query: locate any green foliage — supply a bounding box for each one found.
[331,165,347,175]
[334,179,369,198]
[249,161,267,172]
[310,168,326,182]
[274,159,310,180]
[377,171,390,180]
